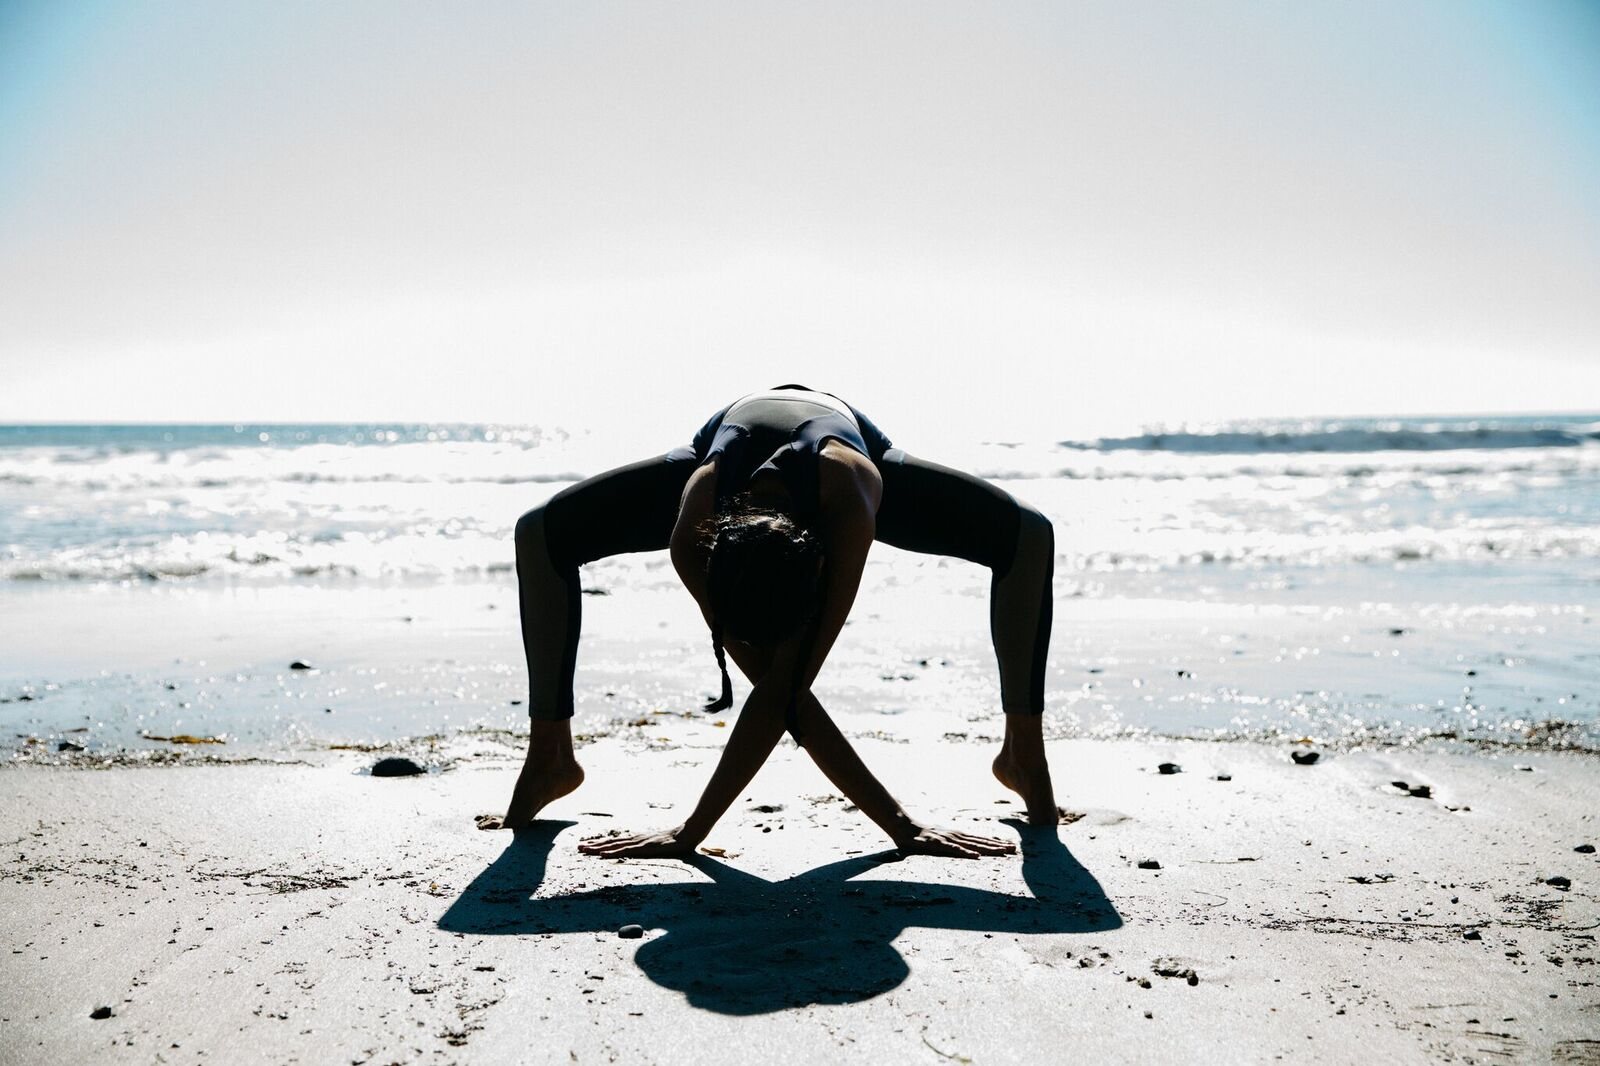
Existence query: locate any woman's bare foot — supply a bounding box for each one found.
[993,713,1059,824]
[477,720,585,831]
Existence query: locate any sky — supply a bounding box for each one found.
[1,0,1598,443]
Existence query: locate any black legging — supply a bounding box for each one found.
[514,448,1054,719]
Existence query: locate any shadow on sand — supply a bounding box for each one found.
[438,820,1121,1015]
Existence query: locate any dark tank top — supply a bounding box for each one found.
[681,385,893,520]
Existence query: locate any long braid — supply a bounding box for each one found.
[705,621,734,713]
[703,524,735,713]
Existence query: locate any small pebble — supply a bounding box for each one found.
[1137,859,1162,870]
[1213,773,1232,782]
[289,660,314,671]
[1546,876,1572,890]
[1388,627,1406,636]
[1157,763,1181,775]
[1291,750,1320,766]
[1408,784,1432,799]
[1463,929,1482,940]
[371,757,426,777]
[618,924,644,939]
[1575,844,1595,854]
[57,740,84,752]
[90,1006,114,1020]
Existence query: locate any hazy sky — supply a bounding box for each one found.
[2,1,1597,441]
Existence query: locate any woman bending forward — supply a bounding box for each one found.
[477,385,1060,858]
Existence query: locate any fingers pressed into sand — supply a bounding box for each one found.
[951,831,1017,854]
[899,825,1018,858]
[576,828,697,859]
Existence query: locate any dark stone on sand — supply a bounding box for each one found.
[618,924,644,939]
[1291,750,1320,765]
[289,660,314,671]
[371,757,426,777]
[1214,773,1232,782]
[1575,844,1595,854]
[1154,962,1200,985]
[90,1006,113,1020]
[1137,859,1161,870]
[1388,628,1407,636]
[1546,876,1572,890]
[57,740,84,752]
[1466,669,1477,677]
[1408,784,1432,799]
[1157,762,1181,775]
[1463,929,1482,940]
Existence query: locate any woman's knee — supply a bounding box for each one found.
[514,505,550,563]
[1014,502,1054,566]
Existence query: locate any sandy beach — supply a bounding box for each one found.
[3,725,1597,1064]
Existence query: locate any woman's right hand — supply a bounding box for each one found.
[577,825,701,859]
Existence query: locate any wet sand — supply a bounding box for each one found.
[3,732,1597,1064]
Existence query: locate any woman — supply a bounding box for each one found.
[477,386,1060,858]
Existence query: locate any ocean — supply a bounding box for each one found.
[2,414,1597,755]
[3,414,1597,584]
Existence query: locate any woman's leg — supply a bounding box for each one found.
[873,449,1059,821]
[481,451,698,829]
[518,452,698,718]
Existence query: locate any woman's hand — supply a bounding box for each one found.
[577,826,701,859]
[892,823,1017,859]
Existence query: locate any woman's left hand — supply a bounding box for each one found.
[893,823,1017,858]
[577,826,701,859]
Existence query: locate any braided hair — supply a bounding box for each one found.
[701,502,824,734]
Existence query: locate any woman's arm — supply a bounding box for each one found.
[581,462,795,857]
[575,641,804,858]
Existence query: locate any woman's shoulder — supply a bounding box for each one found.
[817,441,882,514]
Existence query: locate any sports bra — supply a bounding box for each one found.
[683,385,893,519]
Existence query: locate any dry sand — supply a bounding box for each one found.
[3,733,1597,1065]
